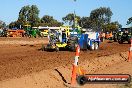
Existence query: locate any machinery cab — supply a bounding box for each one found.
[48,27,60,44]
[44,26,70,51]
[117,28,132,44]
[48,27,69,43]
[37,27,49,37]
[60,26,70,43]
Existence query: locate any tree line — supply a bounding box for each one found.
[0,5,132,32]
[0,20,6,29]
[9,5,62,29]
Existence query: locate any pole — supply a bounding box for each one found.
[73,0,76,29]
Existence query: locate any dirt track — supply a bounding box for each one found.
[0,38,131,88]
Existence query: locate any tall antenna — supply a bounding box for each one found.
[73,0,76,29]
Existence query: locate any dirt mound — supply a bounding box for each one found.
[0,51,130,88]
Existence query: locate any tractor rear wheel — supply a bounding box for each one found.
[128,38,131,44]
[118,40,123,44]
[90,42,95,50]
[128,41,131,44]
[71,45,76,52]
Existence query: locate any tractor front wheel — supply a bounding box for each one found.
[41,44,45,51]
[55,46,59,52]
[94,42,99,50]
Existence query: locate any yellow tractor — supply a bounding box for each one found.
[42,26,70,51]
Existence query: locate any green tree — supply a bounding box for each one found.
[17,5,40,27]
[41,15,54,23]
[40,15,62,27]
[9,21,16,29]
[9,21,21,29]
[0,20,6,28]
[62,13,80,26]
[28,5,40,27]
[79,17,92,28]
[90,7,113,31]
[102,21,122,32]
[18,5,30,26]
[127,17,132,26]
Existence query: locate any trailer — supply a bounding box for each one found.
[67,31,100,51]
[7,29,25,37]
[85,32,100,50]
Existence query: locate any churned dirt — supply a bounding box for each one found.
[0,37,132,88]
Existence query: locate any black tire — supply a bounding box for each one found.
[77,75,87,85]
[90,42,95,50]
[41,44,45,51]
[128,40,131,44]
[117,36,123,44]
[71,45,76,52]
[118,40,123,44]
[114,39,117,42]
[94,42,99,50]
[44,46,47,51]
[68,36,78,44]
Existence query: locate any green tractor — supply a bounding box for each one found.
[117,28,132,44]
[24,25,41,38]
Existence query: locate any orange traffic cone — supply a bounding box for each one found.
[78,66,86,75]
[75,45,80,57]
[71,45,80,86]
[128,39,132,61]
[71,64,77,86]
